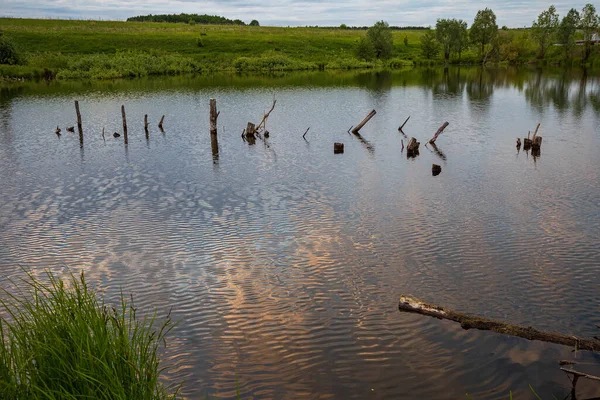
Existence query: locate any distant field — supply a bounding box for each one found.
[0,18,434,79]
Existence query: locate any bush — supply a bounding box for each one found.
[0,34,22,65]
[0,270,180,399]
[355,37,376,61]
[196,38,204,47]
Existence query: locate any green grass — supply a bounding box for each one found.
[0,269,180,399]
[0,18,598,81]
[0,18,433,79]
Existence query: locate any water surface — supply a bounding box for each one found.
[1,67,599,399]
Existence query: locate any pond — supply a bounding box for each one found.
[1,67,599,399]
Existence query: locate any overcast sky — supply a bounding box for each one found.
[0,0,594,27]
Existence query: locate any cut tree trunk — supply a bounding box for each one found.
[407,137,420,157]
[398,295,600,352]
[334,142,344,154]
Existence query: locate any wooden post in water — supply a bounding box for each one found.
[74,101,83,134]
[121,105,128,144]
[144,114,149,132]
[158,115,165,130]
[352,110,376,134]
[429,122,449,145]
[210,98,219,136]
[398,116,410,132]
[407,137,420,157]
[75,100,83,146]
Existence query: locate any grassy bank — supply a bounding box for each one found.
[0,18,423,80]
[0,18,598,81]
[0,270,179,399]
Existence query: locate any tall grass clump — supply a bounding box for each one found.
[0,270,179,399]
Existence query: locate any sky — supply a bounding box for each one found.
[0,0,594,28]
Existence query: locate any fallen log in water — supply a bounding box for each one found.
[398,295,600,352]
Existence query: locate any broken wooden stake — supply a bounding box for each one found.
[407,137,420,157]
[401,139,404,152]
[302,127,310,139]
[158,115,165,130]
[121,105,128,144]
[144,114,149,132]
[516,138,521,148]
[210,98,218,136]
[352,109,376,134]
[432,164,442,176]
[256,99,276,133]
[398,116,410,132]
[398,295,600,352]
[429,122,449,145]
[334,142,344,154]
[74,100,83,136]
[523,138,532,150]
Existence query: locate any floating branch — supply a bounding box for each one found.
[352,109,376,134]
[429,142,446,161]
[121,105,128,144]
[398,116,410,132]
[102,127,105,142]
[561,367,600,396]
[347,125,354,134]
[398,295,600,352]
[429,122,449,145]
[158,115,165,130]
[302,127,310,139]
[401,139,404,152]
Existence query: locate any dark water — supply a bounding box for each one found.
[1,68,599,399]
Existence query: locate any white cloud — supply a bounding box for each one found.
[0,0,592,27]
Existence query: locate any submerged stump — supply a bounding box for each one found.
[432,164,442,176]
[334,142,344,154]
[407,137,420,158]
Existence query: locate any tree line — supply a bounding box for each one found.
[126,13,259,26]
[357,4,599,64]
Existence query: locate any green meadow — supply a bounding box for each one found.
[0,19,429,79]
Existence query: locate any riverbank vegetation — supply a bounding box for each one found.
[0,3,598,81]
[0,270,179,399]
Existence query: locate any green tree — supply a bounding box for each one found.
[340,23,348,30]
[580,3,599,62]
[249,20,260,26]
[436,19,454,60]
[470,8,498,61]
[420,30,439,59]
[356,36,376,61]
[436,19,469,61]
[366,21,393,59]
[531,5,559,58]
[452,20,469,61]
[557,8,580,60]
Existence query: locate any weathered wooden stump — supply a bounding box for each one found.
[113,132,120,138]
[532,136,542,150]
[432,164,442,176]
[144,114,149,132]
[334,142,344,154]
[523,138,532,150]
[246,122,256,138]
[407,137,420,157]
[74,100,83,135]
[516,138,521,148]
[210,98,219,136]
[121,105,128,144]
